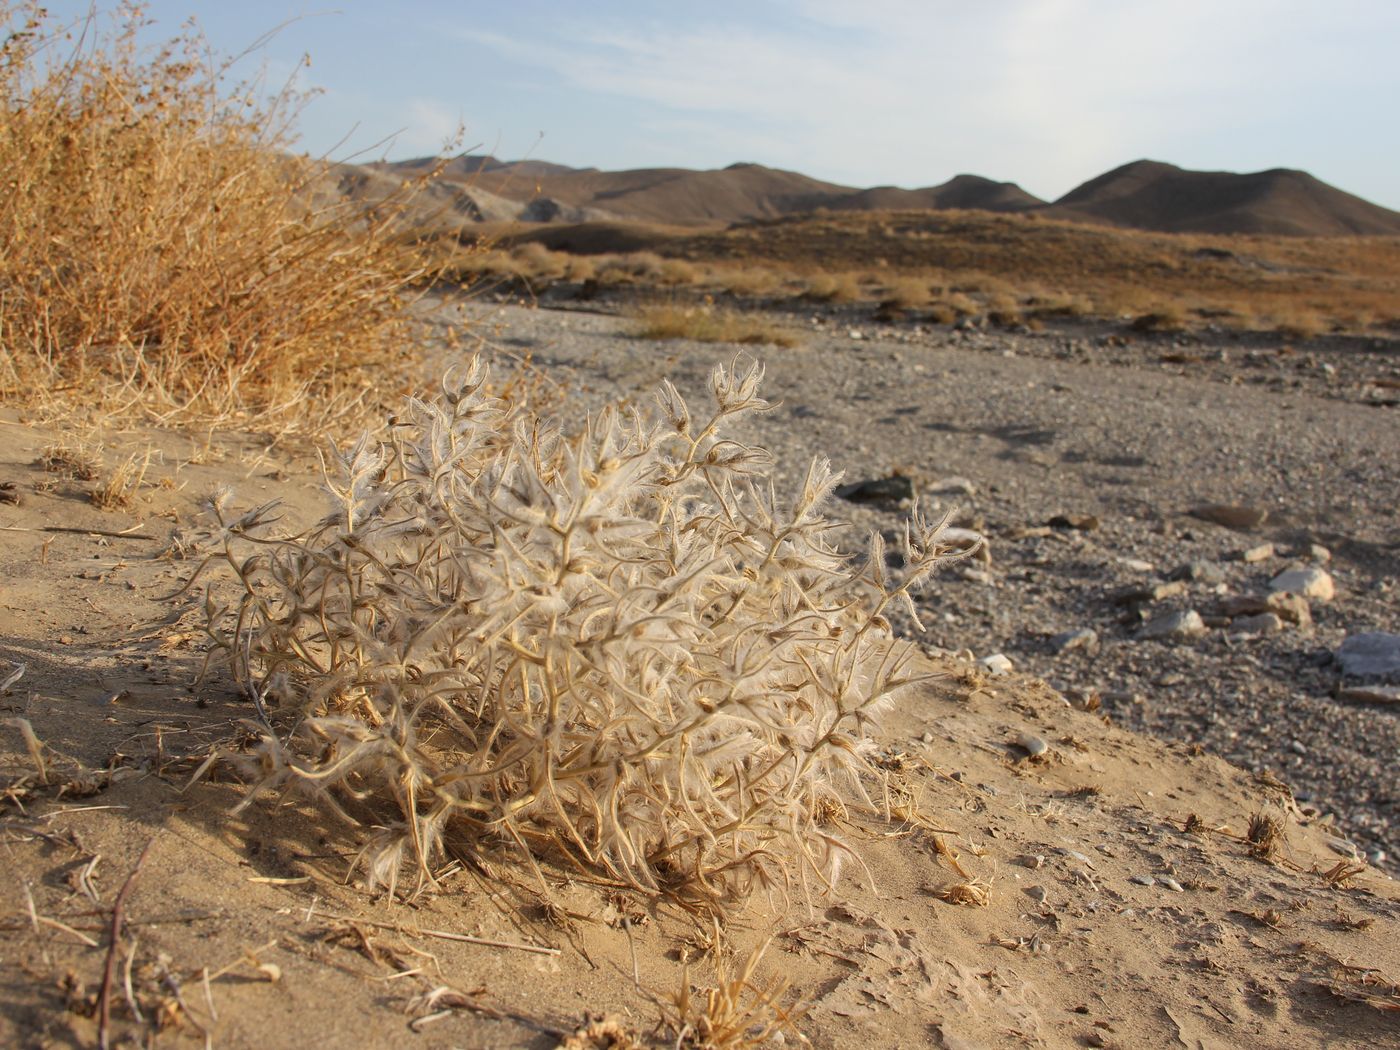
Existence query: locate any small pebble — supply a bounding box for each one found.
[980,653,1013,675]
[1052,627,1098,653]
[1016,731,1049,757]
[1130,874,1155,886]
[1159,877,1185,893]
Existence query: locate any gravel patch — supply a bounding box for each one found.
[442,298,1400,868]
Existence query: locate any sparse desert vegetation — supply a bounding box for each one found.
[1,7,1398,1049]
[480,209,1400,338]
[0,2,446,427]
[199,359,956,904]
[633,301,800,347]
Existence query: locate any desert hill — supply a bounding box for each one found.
[1043,159,1400,237]
[828,173,1044,213]
[369,153,1400,237]
[378,156,1045,226]
[460,159,853,224]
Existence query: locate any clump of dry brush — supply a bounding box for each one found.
[0,2,442,426]
[198,360,969,906]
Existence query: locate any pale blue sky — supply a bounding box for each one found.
[34,1,1400,209]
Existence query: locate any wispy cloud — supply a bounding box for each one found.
[33,0,1400,205]
[397,97,464,155]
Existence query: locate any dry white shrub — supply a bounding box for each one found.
[199,359,969,905]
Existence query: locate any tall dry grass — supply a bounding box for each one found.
[0,3,444,427]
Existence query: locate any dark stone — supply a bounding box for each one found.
[836,475,915,505]
[1048,513,1100,532]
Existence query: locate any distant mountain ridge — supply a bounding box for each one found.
[1041,159,1400,237]
[367,154,1400,237]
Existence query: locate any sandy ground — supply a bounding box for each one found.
[1,302,1398,1048]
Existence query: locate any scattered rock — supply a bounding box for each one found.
[1159,876,1185,893]
[927,476,977,496]
[1048,513,1100,532]
[836,475,914,505]
[1006,525,1053,540]
[1336,633,1400,682]
[1266,592,1313,627]
[1190,504,1268,530]
[1014,854,1046,869]
[1337,684,1400,705]
[1171,561,1226,585]
[1119,557,1156,573]
[1328,837,1361,860]
[1139,609,1207,642]
[980,653,1013,676]
[1130,874,1155,886]
[1307,543,1332,564]
[1269,566,1335,603]
[1015,731,1048,756]
[1112,580,1187,606]
[1230,612,1283,636]
[1239,543,1275,564]
[1052,628,1098,654]
[1065,686,1102,711]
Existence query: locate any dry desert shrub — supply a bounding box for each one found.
[0,3,444,427]
[878,276,932,310]
[595,251,667,285]
[658,257,701,286]
[633,302,800,348]
[198,360,964,905]
[662,937,811,1048]
[719,267,782,298]
[801,273,860,303]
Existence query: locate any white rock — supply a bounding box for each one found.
[1015,731,1048,756]
[1139,609,1207,642]
[1159,877,1185,892]
[1119,558,1156,573]
[1240,543,1275,564]
[980,653,1013,676]
[1269,566,1335,603]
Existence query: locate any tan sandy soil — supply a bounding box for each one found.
[1,347,1397,1048]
